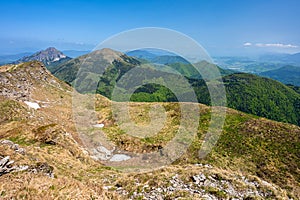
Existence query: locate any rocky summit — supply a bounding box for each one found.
[13,47,71,66]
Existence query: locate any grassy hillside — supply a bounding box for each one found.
[93,96,300,198]
[0,61,299,198]
[166,61,234,79]
[222,73,300,125]
[54,49,140,94]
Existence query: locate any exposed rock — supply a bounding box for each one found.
[0,156,15,176]
[13,47,70,66]
[24,101,40,110]
[109,154,131,162]
[0,140,26,155]
[192,173,206,184]
[115,169,281,200]
[28,162,54,178]
[0,61,65,102]
[93,123,104,128]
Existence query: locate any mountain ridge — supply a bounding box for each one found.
[0,60,299,198]
[260,65,300,86]
[52,48,300,126]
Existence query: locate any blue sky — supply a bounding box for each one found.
[1,0,300,56]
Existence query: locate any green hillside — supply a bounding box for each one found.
[130,73,300,125]
[53,49,300,126]
[166,61,234,79]
[53,48,140,94]
[260,65,300,86]
[222,73,300,125]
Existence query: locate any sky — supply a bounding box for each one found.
[1,0,300,56]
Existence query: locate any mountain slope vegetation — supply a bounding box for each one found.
[260,65,300,86]
[54,48,300,126]
[53,48,140,94]
[0,61,299,198]
[130,73,300,126]
[223,73,300,125]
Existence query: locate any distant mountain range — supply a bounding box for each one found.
[13,47,71,67]
[214,52,300,75]
[0,49,90,66]
[0,52,33,65]
[126,49,158,60]
[126,49,189,64]
[258,52,300,64]
[260,65,300,86]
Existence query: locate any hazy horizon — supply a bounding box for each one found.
[1,0,300,57]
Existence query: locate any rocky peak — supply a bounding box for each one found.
[14,47,70,66]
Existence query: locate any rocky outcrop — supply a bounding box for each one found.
[111,164,286,199]
[117,175,276,199]
[0,140,54,178]
[0,156,54,178]
[0,156,15,176]
[0,61,65,101]
[0,140,28,176]
[0,65,33,101]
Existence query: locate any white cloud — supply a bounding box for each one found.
[255,43,298,48]
[243,42,252,46]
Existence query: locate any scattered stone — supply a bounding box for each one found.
[15,165,29,172]
[192,173,206,184]
[91,145,113,160]
[24,101,40,110]
[93,123,104,128]
[116,170,279,200]
[109,154,131,162]
[103,186,113,190]
[0,140,26,155]
[204,164,213,168]
[0,156,15,176]
[28,162,54,178]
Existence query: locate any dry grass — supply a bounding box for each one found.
[0,61,299,199]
